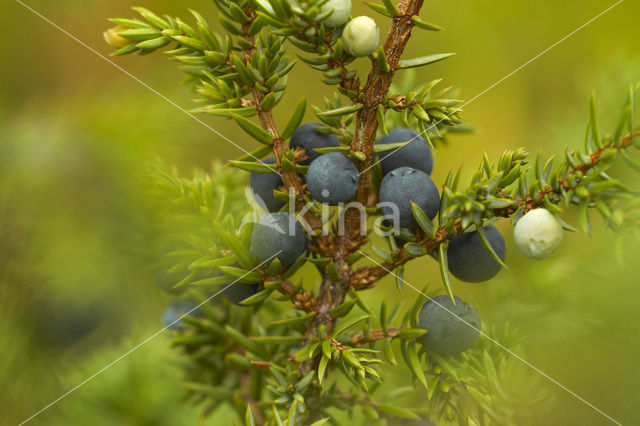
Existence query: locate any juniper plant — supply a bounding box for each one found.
[107,1,640,424]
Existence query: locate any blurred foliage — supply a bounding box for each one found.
[1,0,639,425]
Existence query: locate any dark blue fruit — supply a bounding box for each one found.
[250,158,285,212]
[379,167,440,229]
[447,225,506,283]
[376,128,433,176]
[250,212,308,266]
[307,152,359,205]
[222,283,259,305]
[290,122,340,164]
[418,294,481,355]
[163,298,202,330]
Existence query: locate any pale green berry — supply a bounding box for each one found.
[321,0,352,27]
[513,208,563,259]
[342,16,379,57]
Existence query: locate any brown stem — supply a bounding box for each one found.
[345,0,425,240]
[277,279,317,312]
[349,327,403,346]
[298,0,426,374]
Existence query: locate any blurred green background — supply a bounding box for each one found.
[1,0,639,424]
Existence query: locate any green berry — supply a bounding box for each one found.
[321,0,351,27]
[342,16,379,58]
[513,208,563,259]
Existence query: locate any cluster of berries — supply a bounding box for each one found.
[322,0,380,58]
[246,123,566,355]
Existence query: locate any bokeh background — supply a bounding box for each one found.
[1,0,639,424]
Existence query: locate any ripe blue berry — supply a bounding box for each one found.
[379,167,440,229]
[321,0,351,27]
[222,283,259,305]
[250,158,285,212]
[418,295,481,355]
[163,298,202,330]
[447,225,506,283]
[307,152,359,205]
[290,123,340,164]
[376,128,433,176]
[342,16,379,57]
[250,212,308,266]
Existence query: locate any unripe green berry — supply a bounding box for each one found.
[513,208,563,259]
[321,0,352,27]
[575,186,590,199]
[103,26,132,49]
[342,16,379,57]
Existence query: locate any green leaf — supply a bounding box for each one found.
[376,48,391,73]
[318,355,329,385]
[365,2,392,17]
[232,114,275,145]
[261,92,277,111]
[322,339,333,359]
[189,275,231,287]
[218,266,262,284]
[378,404,420,419]
[195,106,258,117]
[398,53,455,69]
[410,202,436,237]
[383,339,397,365]
[296,370,315,392]
[118,28,162,40]
[222,232,254,269]
[239,288,274,306]
[188,255,236,270]
[579,201,592,236]
[309,418,330,426]
[435,244,455,304]
[398,328,427,339]
[590,91,602,149]
[171,35,206,51]
[135,37,171,51]
[328,261,342,281]
[382,0,401,16]
[377,104,389,135]
[316,104,362,117]
[313,146,351,155]
[331,298,358,318]
[225,325,261,354]
[404,243,427,257]
[476,225,508,269]
[373,141,410,154]
[272,405,284,426]
[286,400,298,426]
[402,342,428,388]
[334,314,370,336]
[411,16,444,31]
[245,405,256,426]
[281,97,307,140]
[271,312,316,326]
[282,254,307,279]
[229,160,278,173]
